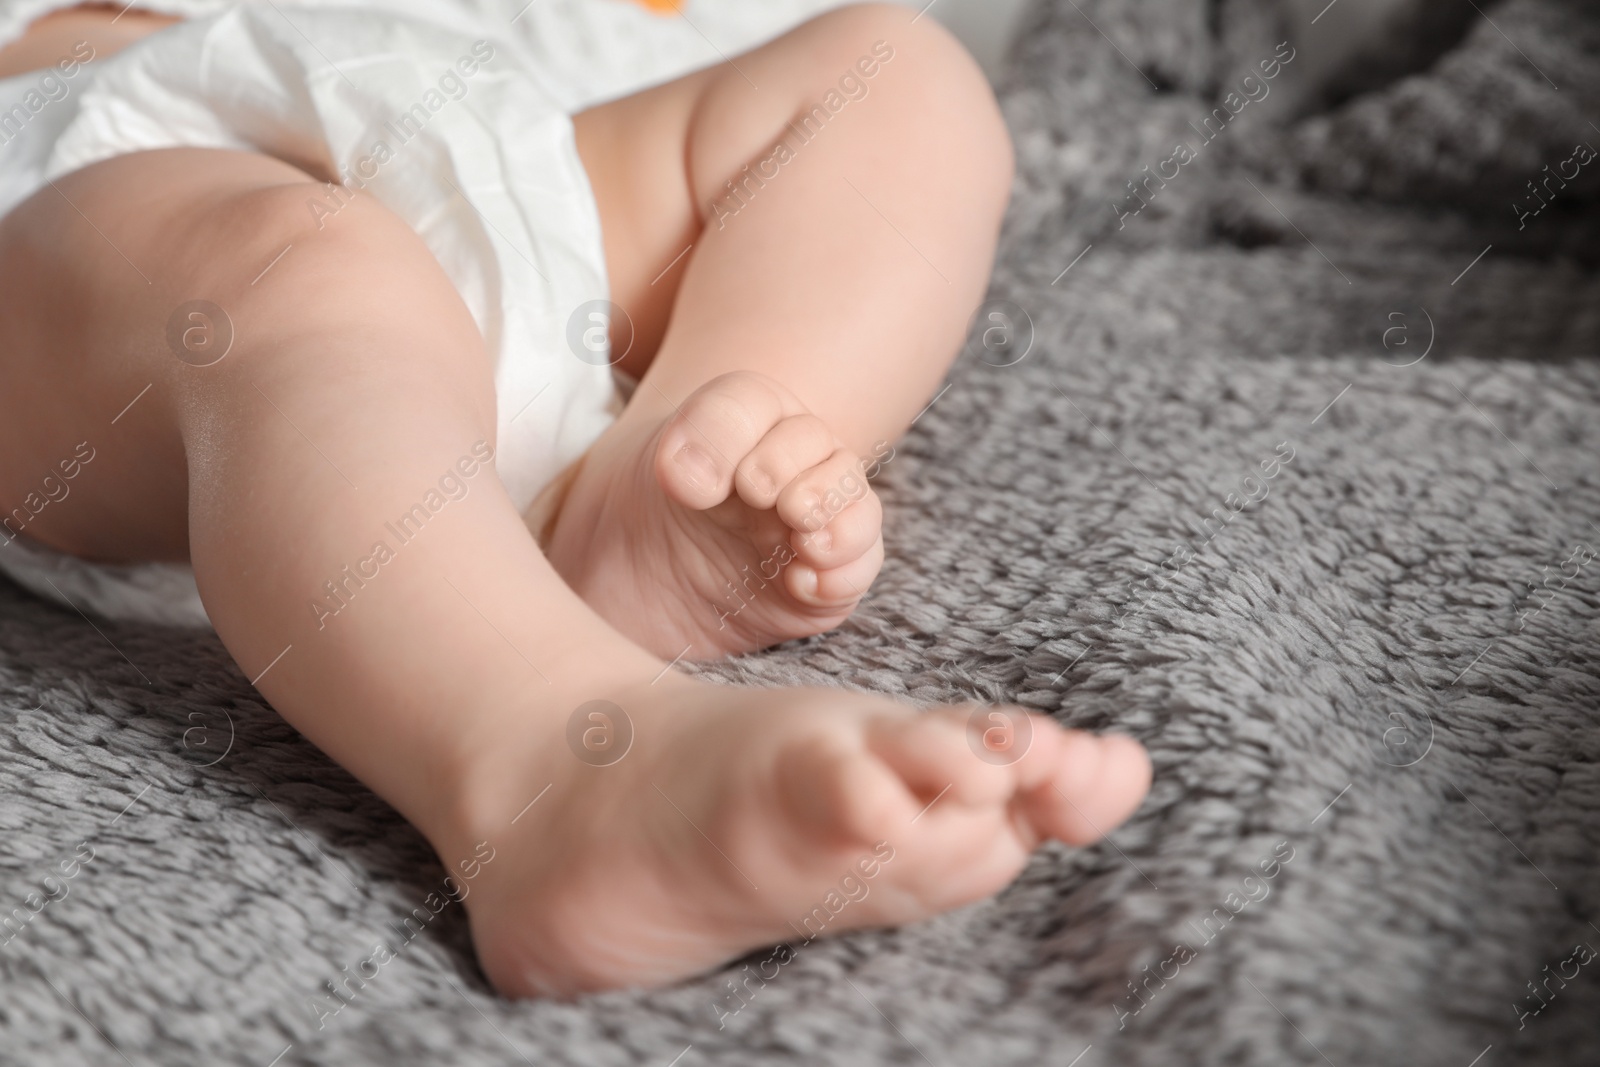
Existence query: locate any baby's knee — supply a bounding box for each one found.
[138,152,494,411]
[171,158,481,348]
[181,167,448,312]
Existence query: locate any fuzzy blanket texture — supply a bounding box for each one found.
[3,1,1599,1064]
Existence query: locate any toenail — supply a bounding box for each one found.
[674,444,718,490]
[743,466,776,499]
[809,527,832,552]
[792,564,818,597]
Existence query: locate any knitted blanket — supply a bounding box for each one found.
[2,1,1597,1063]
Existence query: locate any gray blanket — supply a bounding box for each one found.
[3,1,1598,1064]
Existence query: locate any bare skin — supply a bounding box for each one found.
[552,11,1016,658]
[0,4,1151,997]
[0,3,179,77]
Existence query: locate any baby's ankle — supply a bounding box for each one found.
[421,659,673,876]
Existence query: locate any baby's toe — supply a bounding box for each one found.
[866,710,1016,811]
[653,371,805,510]
[733,414,838,510]
[777,450,880,546]
[791,483,881,566]
[1023,730,1151,847]
[775,446,884,607]
[774,729,909,847]
[784,535,883,609]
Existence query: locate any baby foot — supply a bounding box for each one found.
[543,371,886,659]
[454,676,1152,996]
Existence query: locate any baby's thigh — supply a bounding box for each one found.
[0,151,219,560]
[0,147,478,563]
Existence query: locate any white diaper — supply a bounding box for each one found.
[0,0,867,628]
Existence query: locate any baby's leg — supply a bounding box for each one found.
[0,146,659,836]
[1,144,1147,998]
[584,4,1009,447]
[549,4,1012,658]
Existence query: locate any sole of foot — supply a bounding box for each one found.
[452,674,1151,997]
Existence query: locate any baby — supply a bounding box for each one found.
[0,1,1150,996]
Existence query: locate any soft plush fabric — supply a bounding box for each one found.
[2,1,1597,1064]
